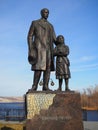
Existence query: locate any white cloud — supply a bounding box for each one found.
[80,56,95,62]
[71,55,96,64]
[71,63,98,72]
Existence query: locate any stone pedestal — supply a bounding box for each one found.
[25,91,84,130]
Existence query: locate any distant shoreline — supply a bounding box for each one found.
[0,96,24,103]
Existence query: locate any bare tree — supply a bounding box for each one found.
[81,85,98,109]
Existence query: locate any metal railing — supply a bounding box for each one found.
[0,108,25,121]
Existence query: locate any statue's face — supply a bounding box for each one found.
[41,9,49,19]
[57,36,64,44]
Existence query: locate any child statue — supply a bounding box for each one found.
[54,35,71,91]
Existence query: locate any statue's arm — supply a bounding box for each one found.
[59,46,69,56]
[51,25,56,44]
[63,46,69,56]
[53,47,58,56]
[53,29,56,43]
[27,21,34,53]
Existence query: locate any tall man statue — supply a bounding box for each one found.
[27,8,56,91]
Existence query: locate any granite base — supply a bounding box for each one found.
[25,91,84,130]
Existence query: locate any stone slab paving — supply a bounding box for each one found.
[84,121,98,130]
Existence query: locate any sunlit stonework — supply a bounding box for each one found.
[26,93,55,119]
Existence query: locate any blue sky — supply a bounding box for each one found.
[0,0,98,96]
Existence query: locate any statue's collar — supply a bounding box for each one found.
[38,19,49,30]
[40,18,48,23]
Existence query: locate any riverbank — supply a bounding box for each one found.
[0,120,25,130]
[0,96,24,102]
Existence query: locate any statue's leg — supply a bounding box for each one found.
[32,70,41,90]
[59,79,63,91]
[55,79,63,91]
[43,49,51,91]
[43,68,51,91]
[65,78,70,91]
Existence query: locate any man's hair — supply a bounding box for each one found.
[40,8,49,15]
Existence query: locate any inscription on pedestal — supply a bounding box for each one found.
[26,93,55,119]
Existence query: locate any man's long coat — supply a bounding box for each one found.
[27,18,56,71]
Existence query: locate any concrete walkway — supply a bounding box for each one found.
[84,121,98,130]
[0,120,98,130]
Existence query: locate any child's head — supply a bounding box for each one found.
[56,35,64,45]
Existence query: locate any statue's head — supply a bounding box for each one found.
[56,35,64,45]
[40,8,49,19]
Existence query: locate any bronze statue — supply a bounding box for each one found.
[27,8,56,91]
[53,35,71,91]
